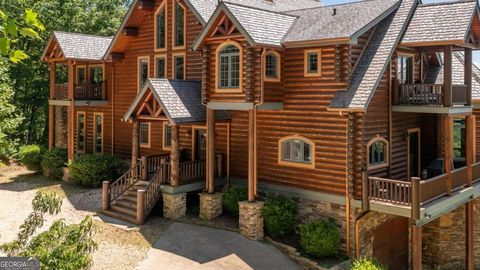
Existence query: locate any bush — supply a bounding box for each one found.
[70,154,128,187]
[351,258,387,270]
[262,194,297,237]
[223,187,248,216]
[298,219,340,258]
[18,145,45,171]
[41,148,67,180]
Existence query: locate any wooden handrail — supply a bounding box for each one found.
[140,160,169,223]
[179,159,206,185]
[108,160,144,203]
[146,154,170,175]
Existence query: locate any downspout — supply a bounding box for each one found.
[253,48,266,197]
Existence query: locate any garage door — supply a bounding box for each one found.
[373,217,409,270]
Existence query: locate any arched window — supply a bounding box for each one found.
[155,4,166,50]
[173,1,185,48]
[278,136,315,168]
[217,42,242,91]
[367,136,389,170]
[264,51,281,81]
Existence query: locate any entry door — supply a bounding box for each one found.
[408,129,421,179]
[373,217,409,270]
[194,128,207,160]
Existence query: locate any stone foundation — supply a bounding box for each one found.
[162,193,186,220]
[199,192,223,220]
[239,201,264,240]
[423,199,480,269]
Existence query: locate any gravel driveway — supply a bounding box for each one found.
[0,165,170,270]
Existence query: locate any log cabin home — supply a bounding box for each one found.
[41,0,480,269]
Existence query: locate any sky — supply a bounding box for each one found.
[320,0,480,64]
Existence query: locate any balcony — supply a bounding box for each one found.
[53,82,107,101]
[364,162,480,223]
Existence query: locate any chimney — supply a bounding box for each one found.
[332,8,337,16]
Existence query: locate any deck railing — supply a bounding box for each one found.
[74,82,107,100]
[367,165,475,219]
[54,83,68,100]
[145,154,170,175]
[179,159,206,184]
[138,163,169,223]
[398,84,443,106]
[52,82,107,100]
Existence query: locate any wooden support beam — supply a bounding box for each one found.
[411,177,421,220]
[465,48,473,106]
[466,115,474,186]
[207,109,215,193]
[444,115,453,195]
[443,45,453,107]
[132,120,139,168]
[67,61,75,160]
[466,201,474,270]
[361,171,369,211]
[49,62,55,150]
[248,109,255,202]
[411,224,423,270]
[170,124,180,187]
[123,27,139,37]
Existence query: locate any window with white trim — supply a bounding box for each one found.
[77,112,86,153]
[265,52,280,80]
[163,123,172,150]
[156,5,166,50]
[155,56,166,78]
[140,122,150,148]
[138,57,149,91]
[174,1,185,48]
[174,54,185,80]
[304,49,322,77]
[219,45,241,89]
[94,113,103,154]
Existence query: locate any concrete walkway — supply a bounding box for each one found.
[136,222,302,270]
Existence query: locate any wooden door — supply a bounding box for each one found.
[194,128,207,160]
[373,217,409,270]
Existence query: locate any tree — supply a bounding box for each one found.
[1,190,97,270]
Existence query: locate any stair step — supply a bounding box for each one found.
[111,204,137,216]
[102,209,138,225]
[120,194,137,203]
[114,199,137,209]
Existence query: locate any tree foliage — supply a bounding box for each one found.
[0,0,129,160]
[1,190,97,270]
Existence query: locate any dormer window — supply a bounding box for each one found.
[264,51,281,81]
[216,41,243,92]
[155,4,166,50]
[173,1,186,49]
[304,49,322,77]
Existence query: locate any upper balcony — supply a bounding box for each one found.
[54,82,107,101]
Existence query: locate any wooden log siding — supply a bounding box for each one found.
[112,0,203,157]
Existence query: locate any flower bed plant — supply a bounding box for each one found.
[262,194,297,237]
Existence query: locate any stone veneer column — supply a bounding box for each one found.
[239,201,264,241]
[199,192,222,220]
[162,193,186,220]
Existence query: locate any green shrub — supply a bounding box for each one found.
[351,258,387,270]
[41,148,67,180]
[18,145,45,171]
[223,187,248,216]
[70,154,128,187]
[298,219,340,258]
[262,194,297,237]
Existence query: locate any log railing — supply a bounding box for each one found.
[108,160,144,203]
[398,84,443,106]
[54,83,68,100]
[74,82,107,100]
[369,177,413,206]
[179,159,206,184]
[146,154,170,175]
[138,162,169,223]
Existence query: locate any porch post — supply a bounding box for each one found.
[466,201,474,270]
[465,48,473,106]
[443,45,452,107]
[247,109,255,202]
[411,223,422,270]
[207,108,215,193]
[170,124,180,187]
[443,115,453,195]
[132,119,139,168]
[67,61,75,160]
[49,62,55,150]
[466,115,474,186]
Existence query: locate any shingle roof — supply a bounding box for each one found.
[187,0,323,23]
[44,31,113,61]
[223,3,298,47]
[283,0,400,44]
[401,0,478,45]
[424,52,480,101]
[330,0,418,110]
[123,79,229,124]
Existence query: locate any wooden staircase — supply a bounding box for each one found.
[102,155,170,225]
